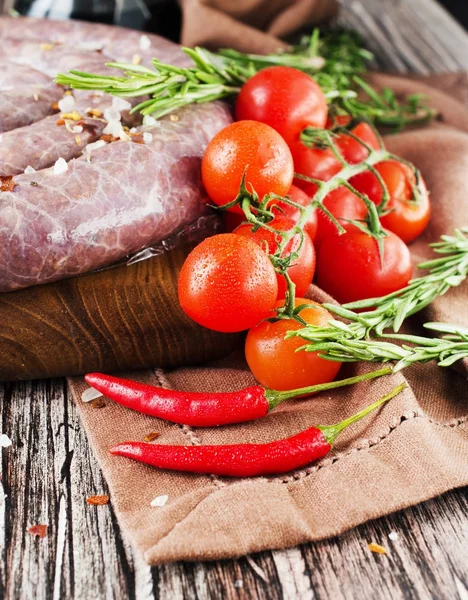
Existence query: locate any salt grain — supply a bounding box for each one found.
[234,580,243,588]
[0,434,12,448]
[72,125,83,133]
[86,140,107,153]
[53,157,68,175]
[139,34,151,51]
[112,97,132,112]
[143,115,157,127]
[103,120,124,137]
[24,165,36,174]
[81,388,103,403]
[58,95,76,113]
[143,132,153,144]
[150,494,168,508]
[103,106,121,123]
[388,531,399,541]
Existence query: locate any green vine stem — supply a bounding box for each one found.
[55,30,435,127]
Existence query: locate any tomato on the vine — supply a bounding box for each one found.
[234,216,315,299]
[235,66,328,146]
[223,184,318,241]
[350,160,430,243]
[292,121,381,196]
[245,298,342,391]
[315,224,412,304]
[178,233,278,332]
[336,122,380,164]
[202,120,294,214]
[315,186,367,247]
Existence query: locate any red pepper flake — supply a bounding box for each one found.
[131,134,145,144]
[91,398,106,409]
[99,134,119,143]
[51,101,59,111]
[28,524,48,538]
[144,431,160,442]
[0,176,17,192]
[86,494,109,506]
[56,119,65,126]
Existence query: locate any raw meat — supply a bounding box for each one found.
[0,102,232,292]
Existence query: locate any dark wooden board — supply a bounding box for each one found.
[1,0,468,598]
[0,230,238,381]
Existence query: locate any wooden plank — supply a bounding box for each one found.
[1,1,468,599]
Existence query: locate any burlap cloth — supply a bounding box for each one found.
[69,72,468,564]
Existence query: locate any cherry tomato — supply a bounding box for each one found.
[178,233,278,332]
[336,122,380,164]
[316,224,412,304]
[291,142,341,195]
[291,122,381,195]
[223,185,318,241]
[350,160,431,243]
[315,186,367,247]
[325,114,352,129]
[245,298,342,391]
[202,120,294,214]
[234,216,315,300]
[235,66,328,146]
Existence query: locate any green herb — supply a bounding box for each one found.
[289,320,468,372]
[55,30,435,127]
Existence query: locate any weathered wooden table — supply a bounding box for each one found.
[1,1,468,598]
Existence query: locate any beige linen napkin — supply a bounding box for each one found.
[69,73,468,564]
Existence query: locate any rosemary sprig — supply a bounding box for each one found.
[55,30,435,127]
[289,320,468,372]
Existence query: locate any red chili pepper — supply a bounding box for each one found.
[84,367,392,427]
[110,383,405,477]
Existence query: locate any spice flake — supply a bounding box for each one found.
[91,398,106,409]
[86,494,110,506]
[368,542,387,555]
[0,176,17,192]
[28,524,48,538]
[144,432,160,442]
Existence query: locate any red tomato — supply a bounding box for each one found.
[316,224,412,304]
[223,185,318,241]
[202,120,294,214]
[234,216,316,300]
[325,114,352,129]
[291,142,342,195]
[268,184,318,242]
[235,66,328,146]
[245,298,342,391]
[292,122,381,195]
[350,160,430,243]
[336,122,380,164]
[315,187,367,247]
[178,233,278,332]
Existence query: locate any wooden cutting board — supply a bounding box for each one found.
[0,244,239,381]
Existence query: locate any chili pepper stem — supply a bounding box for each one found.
[317,381,407,445]
[264,366,393,410]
